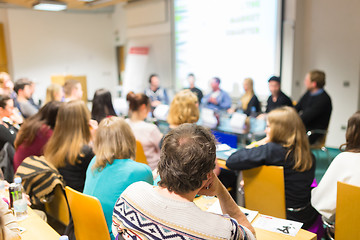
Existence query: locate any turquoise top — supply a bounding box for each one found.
[83,157,153,239]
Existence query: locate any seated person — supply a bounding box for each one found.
[44,100,96,192]
[91,88,117,123]
[45,83,64,104]
[13,101,62,172]
[226,106,318,229]
[144,74,169,109]
[63,79,83,102]
[186,73,203,103]
[14,78,38,118]
[229,78,261,116]
[126,92,162,170]
[202,77,232,111]
[265,76,292,113]
[311,111,360,225]
[295,70,332,145]
[112,123,256,240]
[84,117,153,239]
[0,95,17,150]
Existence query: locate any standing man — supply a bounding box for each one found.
[144,74,169,109]
[14,78,38,118]
[202,77,232,111]
[295,70,332,144]
[186,73,203,103]
[266,76,292,113]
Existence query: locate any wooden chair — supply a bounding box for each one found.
[65,186,111,240]
[135,140,148,165]
[44,184,70,226]
[334,182,360,240]
[242,165,286,219]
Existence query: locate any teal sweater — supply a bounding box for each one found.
[83,157,153,239]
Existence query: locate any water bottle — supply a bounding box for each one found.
[59,236,69,240]
[12,177,28,220]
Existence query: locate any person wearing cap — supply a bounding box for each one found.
[202,77,232,111]
[265,76,293,113]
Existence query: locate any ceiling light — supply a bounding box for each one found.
[33,1,67,11]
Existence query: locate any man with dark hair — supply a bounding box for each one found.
[144,74,169,109]
[295,70,332,144]
[14,78,38,118]
[186,73,203,103]
[112,124,256,240]
[266,76,292,113]
[202,77,232,111]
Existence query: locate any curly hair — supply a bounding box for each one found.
[167,89,199,126]
[158,123,216,194]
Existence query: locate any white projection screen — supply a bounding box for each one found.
[173,0,282,99]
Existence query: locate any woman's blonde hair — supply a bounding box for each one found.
[167,89,199,126]
[45,83,62,103]
[240,78,255,110]
[92,117,136,171]
[44,100,91,168]
[268,106,312,172]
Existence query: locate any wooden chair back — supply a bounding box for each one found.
[335,182,360,240]
[243,165,286,219]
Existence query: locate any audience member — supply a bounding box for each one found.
[144,74,169,109]
[311,111,360,224]
[186,73,203,103]
[0,72,15,99]
[0,95,17,149]
[167,89,199,129]
[84,117,153,239]
[295,70,332,144]
[44,100,95,192]
[63,79,83,102]
[45,83,63,104]
[91,88,116,123]
[13,101,62,172]
[0,199,21,240]
[229,78,261,116]
[112,124,256,240]
[28,81,40,109]
[14,78,38,118]
[126,92,162,170]
[202,77,232,111]
[265,76,292,113]
[226,106,318,229]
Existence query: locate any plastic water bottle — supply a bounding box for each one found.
[12,177,28,220]
[59,236,69,240]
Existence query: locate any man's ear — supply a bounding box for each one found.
[206,172,212,180]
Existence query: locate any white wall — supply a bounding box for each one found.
[5,9,117,102]
[291,0,360,147]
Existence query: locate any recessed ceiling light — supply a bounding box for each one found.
[33,1,67,11]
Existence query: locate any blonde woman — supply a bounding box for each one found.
[83,117,153,239]
[126,92,162,170]
[226,106,318,229]
[167,89,199,129]
[44,100,96,192]
[45,83,63,104]
[230,78,261,116]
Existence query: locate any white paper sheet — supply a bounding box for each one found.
[252,214,303,236]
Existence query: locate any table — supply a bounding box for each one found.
[194,196,316,240]
[19,207,60,240]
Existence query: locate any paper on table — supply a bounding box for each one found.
[224,149,237,156]
[216,144,231,151]
[207,199,259,223]
[252,214,303,236]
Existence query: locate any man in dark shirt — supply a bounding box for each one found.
[265,76,293,113]
[186,73,203,103]
[295,70,332,144]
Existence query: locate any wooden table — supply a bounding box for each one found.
[19,207,60,240]
[194,196,316,240]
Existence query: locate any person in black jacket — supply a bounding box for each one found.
[226,106,319,229]
[265,76,293,113]
[295,70,332,144]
